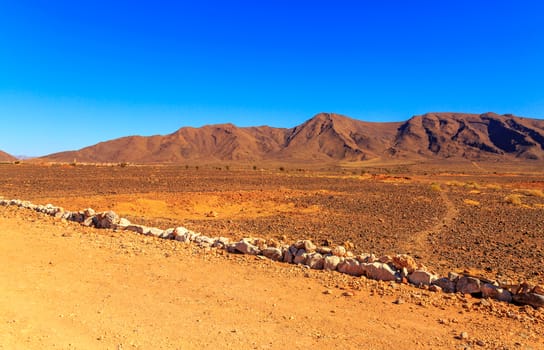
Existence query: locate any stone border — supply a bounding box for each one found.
[1,198,543,309]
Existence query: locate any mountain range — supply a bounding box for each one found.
[37,112,544,164]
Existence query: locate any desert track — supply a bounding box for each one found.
[406,189,459,258]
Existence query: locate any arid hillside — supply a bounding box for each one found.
[391,112,544,160]
[0,150,16,162]
[42,112,544,163]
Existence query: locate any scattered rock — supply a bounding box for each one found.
[393,298,405,305]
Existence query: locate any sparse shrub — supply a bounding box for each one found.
[225,165,230,171]
[445,181,464,187]
[118,162,129,168]
[279,166,285,171]
[253,165,257,170]
[464,181,482,190]
[463,199,480,206]
[504,194,523,205]
[518,189,544,198]
[14,160,20,165]
[430,183,442,192]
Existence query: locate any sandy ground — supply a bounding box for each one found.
[1,207,542,350]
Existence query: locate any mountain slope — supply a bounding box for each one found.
[42,112,544,163]
[280,113,401,161]
[391,112,544,160]
[0,150,16,162]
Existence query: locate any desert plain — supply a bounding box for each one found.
[1,161,544,349]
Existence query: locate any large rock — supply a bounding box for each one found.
[125,224,149,234]
[356,253,376,264]
[173,227,197,243]
[512,293,544,308]
[362,262,397,281]
[408,270,438,286]
[433,277,457,293]
[83,208,96,218]
[456,276,481,294]
[323,255,342,271]
[293,249,308,265]
[295,240,317,253]
[212,237,230,249]
[283,245,297,264]
[146,227,164,237]
[234,239,260,255]
[262,247,283,261]
[306,253,324,270]
[337,258,364,276]
[392,254,418,273]
[82,216,96,227]
[116,217,131,229]
[481,283,512,303]
[332,246,347,257]
[95,211,120,229]
[194,235,214,247]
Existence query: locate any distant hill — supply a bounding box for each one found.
[42,112,544,164]
[0,150,16,162]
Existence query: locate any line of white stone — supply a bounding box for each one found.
[1,198,542,309]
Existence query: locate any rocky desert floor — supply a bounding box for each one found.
[1,162,544,349]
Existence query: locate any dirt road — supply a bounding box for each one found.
[0,206,542,349]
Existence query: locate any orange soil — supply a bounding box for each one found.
[1,207,542,349]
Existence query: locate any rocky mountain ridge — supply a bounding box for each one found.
[42,112,544,163]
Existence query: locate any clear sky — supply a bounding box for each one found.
[1,1,543,156]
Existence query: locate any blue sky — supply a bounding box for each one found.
[1,1,543,156]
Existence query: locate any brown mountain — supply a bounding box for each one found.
[0,150,16,162]
[42,112,544,164]
[391,112,544,160]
